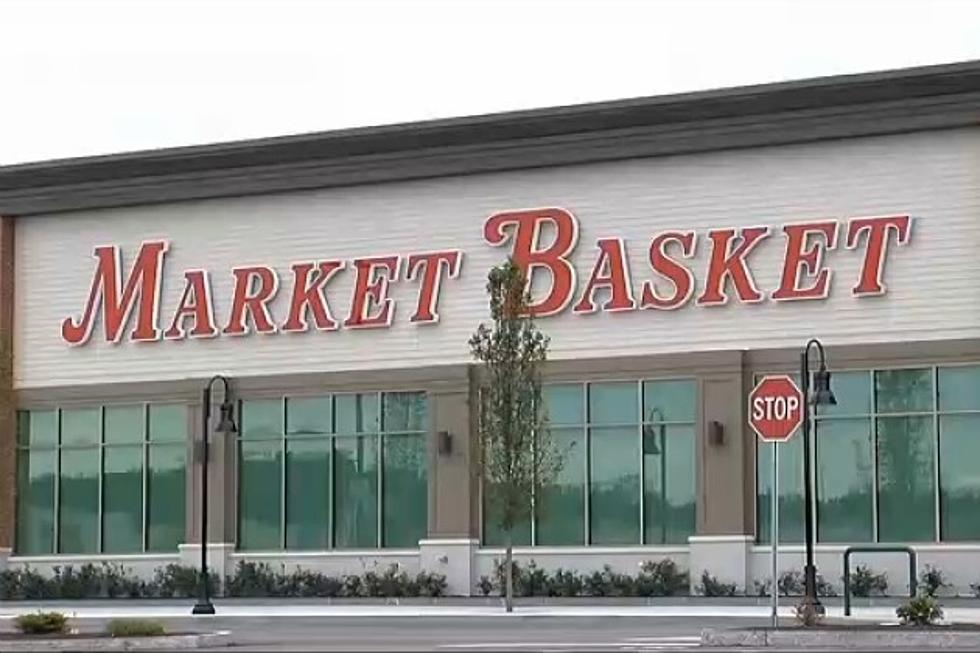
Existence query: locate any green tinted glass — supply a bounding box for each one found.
[589,425,640,544]
[536,426,585,545]
[285,438,330,549]
[816,418,873,542]
[286,397,332,436]
[543,384,584,426]
[334,434,378,547]
[16,448,56,554]
[757,437,805,544]
[241,400,282,440]
[938,366,980,412]
[149,405,187,442]
[644,424,696,544]
[939,414,980,541]
[817,371,872,417]
[877,416,935,542]
[383,393,428,432]
[875,369,933,414]
[589,383,638,425]
[104,405,144,444]
[61,408,100,446]
[336,394,379,434]
[59,448,100,553]
[643,380,696,423]
[239,440,282,549]
[147,443,186,552]
[382,433,427,547]
[482,481,531,547]
[102,445,143,553]
[19,410,58,447]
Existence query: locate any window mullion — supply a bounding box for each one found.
[933,366,941,543]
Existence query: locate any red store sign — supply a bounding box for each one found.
[61,208,912,345]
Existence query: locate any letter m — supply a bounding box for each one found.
[61,241,169,345]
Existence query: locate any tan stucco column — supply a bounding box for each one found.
[180,394,237,579]
[689,351,753,591]
[421,365,479,595]
[0,216,14,561]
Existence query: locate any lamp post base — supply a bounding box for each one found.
[803,565,826,615]
[191,602,216,615]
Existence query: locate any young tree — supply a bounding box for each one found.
[469,259,563,612]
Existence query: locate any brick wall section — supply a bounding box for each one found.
[0,216,15,551]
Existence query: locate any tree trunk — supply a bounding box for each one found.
[505,532,514,613]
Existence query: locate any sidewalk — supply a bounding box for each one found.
[1,601,979,623]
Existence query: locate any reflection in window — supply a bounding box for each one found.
[16,404,188,555]
[485,379,698,547]
[237,392,428,550]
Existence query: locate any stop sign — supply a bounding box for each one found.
[749,375,804,442]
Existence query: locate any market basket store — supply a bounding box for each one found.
[1,61,979,596]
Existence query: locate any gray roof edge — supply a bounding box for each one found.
[3,59,980,215]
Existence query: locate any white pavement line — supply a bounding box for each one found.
[437,644,695,650]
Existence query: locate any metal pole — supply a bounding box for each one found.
[771,441,779,628]
[192,384,215,615]
[800,350,822,613]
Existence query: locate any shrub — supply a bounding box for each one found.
[849,564,888,597]
[971,581,980,599]
[477,575,494,597]
[106,619,166,638]
[152,564,215,599]
[698,571,737,597]
[415,571,448,597]
[224,561,281,597]
[14,612,68,635]
[918,565,948,598]
[778,571,804,596]
[548,569,584,597]
[583,565,635,597]
[897,595,943,626]
[636,560,689,597]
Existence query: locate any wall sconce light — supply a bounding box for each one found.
[438,430,453,456]
[708,420,725,446]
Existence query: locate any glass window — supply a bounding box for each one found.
[59,448,100,554]
[536,425,585,545]
[877,416,935,541]
[336,394,379,434]
[147,443,186,552]
[590,424,640,545]
[16,404,188,555]
[589,382,637,425]
[104,405,143,444]
[147,405,187,552]
[382,433,427,547]
[334,433,378,548]
[61,408,100,446]
[102,446,143,553]
[16,447,55,555]
[938,414,980,541]
[239,439,282,549]
[645,423,696,544]
[816,418,874,542]
[643,379,696,423]
[938,366,980,412]
[875,369,932,414]
[757,436,805,544]
[239,392,427,551]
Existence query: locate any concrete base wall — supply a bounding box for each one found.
[748,544,980,596]
[6,553,179,580]
[474,546,691,587]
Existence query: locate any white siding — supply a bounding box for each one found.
[14,128,980,388]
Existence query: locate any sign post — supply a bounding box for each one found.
[749,375,805,629]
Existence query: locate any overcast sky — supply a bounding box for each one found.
[1,0,979,166]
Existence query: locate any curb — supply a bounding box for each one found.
[701,628,980,649]
[0,631,231,651]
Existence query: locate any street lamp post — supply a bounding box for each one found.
[799,339,836,614]
[192,375,237,616]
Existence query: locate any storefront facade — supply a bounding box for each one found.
[1,61,979,596]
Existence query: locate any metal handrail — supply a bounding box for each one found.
[843,545,917,616]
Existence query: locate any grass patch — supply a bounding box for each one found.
[106,618,167,638]
[14,612,68,635]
